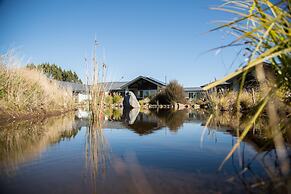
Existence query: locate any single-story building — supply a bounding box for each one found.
[58,76,167,101]
[59,62,275,104]
[226,62,274,91]
[98,81,128,96]
[200,81,231,93]
[58,81,90,103]
[184,87,205,100]
[119,76,166,100]
[201,62,274,92]
[60,76,207,102]
[58,81,88,94]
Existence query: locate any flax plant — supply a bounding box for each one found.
[203,0,290,173]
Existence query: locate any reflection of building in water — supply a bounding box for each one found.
[78,109,282,154]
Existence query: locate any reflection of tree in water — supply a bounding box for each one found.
[85,116,110,193]
[0,114,77,175]
[153,110,188,132]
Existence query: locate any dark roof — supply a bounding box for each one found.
[58,81,87,92]
[227,62,272,83]
[146,76,166,86]
[201,62,271,90]
[200,81,230,88]
[120,76,166,89]
[184,87,204,92]
[98,82,127,91]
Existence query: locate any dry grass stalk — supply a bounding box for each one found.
[0,52,74,116]
[208,0,290,172]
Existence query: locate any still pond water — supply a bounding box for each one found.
[0,109,290,194]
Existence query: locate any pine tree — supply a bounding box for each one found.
[26,63,82,84]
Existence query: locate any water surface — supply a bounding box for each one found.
[0,110,289,194]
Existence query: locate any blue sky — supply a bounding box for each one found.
[0,0,245,86]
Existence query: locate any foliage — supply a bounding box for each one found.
[208,90,258,112]
[150,80,186,104]
[27,63,82,84]
[208,0,291,172]
[139,97,150,106]
[0,52,75,116]
[104,95,113,105]
[104,93,123,105]
[112,93,123,104]
[206,0,290,94]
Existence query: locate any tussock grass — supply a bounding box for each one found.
[208,90,259,111]
[208,0,290,174]
[0,52,74,117]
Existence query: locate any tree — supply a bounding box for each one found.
[26,63,82,84]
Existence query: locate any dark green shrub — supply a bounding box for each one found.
[150,80,186,104]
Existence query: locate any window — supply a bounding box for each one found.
[138,90,157,98]
[189,92,194,99]
[144,90,149,97]
[137,91,143,98]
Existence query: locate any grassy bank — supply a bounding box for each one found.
[0,53,75,119]
[206,89,290,114]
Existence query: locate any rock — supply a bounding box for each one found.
[128,108,140,124]
[123,91,140,108]
[123,107,140,124]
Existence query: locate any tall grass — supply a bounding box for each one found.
[207,90,258,111]
[0,52,74,117]
[206,0,290,173]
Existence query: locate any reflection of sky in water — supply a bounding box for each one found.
[105,122,261,174]
[0,112,287,194]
